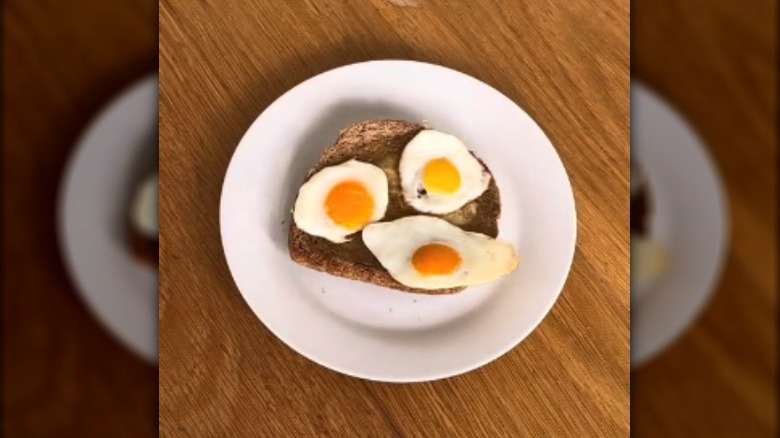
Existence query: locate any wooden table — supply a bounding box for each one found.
[3,0,157,436]
[631,0,777,436]
[160,1,630,436]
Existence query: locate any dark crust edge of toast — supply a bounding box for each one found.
[131,229,159,267]
[288,119,501,295]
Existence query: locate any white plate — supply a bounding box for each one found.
[220,60,576,382]
[631,81,729,368]
[58,74,158,364]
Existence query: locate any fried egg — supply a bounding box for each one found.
[293,160,388,243]
[399,130,491,214]
[631,235,669,300]
[362,215,518,290]
[130,172,158,239]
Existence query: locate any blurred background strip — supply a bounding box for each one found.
[632,0,776,435]
[3,1,157,436]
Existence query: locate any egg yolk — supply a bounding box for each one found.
[325,181,375,231]
[422,158,461,195]
[412,243,462,276]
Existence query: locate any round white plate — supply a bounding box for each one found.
[631,81,729,368]
[58,74,158,364]
[220,60,576,382]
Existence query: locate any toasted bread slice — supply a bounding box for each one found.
[288,120,501,294]
[131,231,159,266]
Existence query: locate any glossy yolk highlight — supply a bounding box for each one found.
[412,243,462,276]
[325,181,375,231]
[422,158,461,194]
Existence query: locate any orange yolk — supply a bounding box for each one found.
[325,181,375,231]
[412,243,462,276]
[422,158,461,194]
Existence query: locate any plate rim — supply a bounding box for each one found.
[56,72,159,364]
[630,80,731,368]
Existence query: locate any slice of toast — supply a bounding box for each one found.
[288,120,501,294]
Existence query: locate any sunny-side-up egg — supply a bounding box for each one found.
[631,235,669,299]
[293,159,389,243]
[399,130,491,214]
[362,215,518,290]
[131,172,158,239]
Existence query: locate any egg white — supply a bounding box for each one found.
[631,235,669,299]
[362,215,518,290]
[131,172,158,239]
[399,130,491,214]
[293,160,389,243]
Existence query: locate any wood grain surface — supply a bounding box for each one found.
[3,0,157,436]
[159,1,630,436]
[631,0,777,436]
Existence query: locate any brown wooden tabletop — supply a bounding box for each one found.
[632,0,777,436]
[159,0,630,436]
[3,0,157,436]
